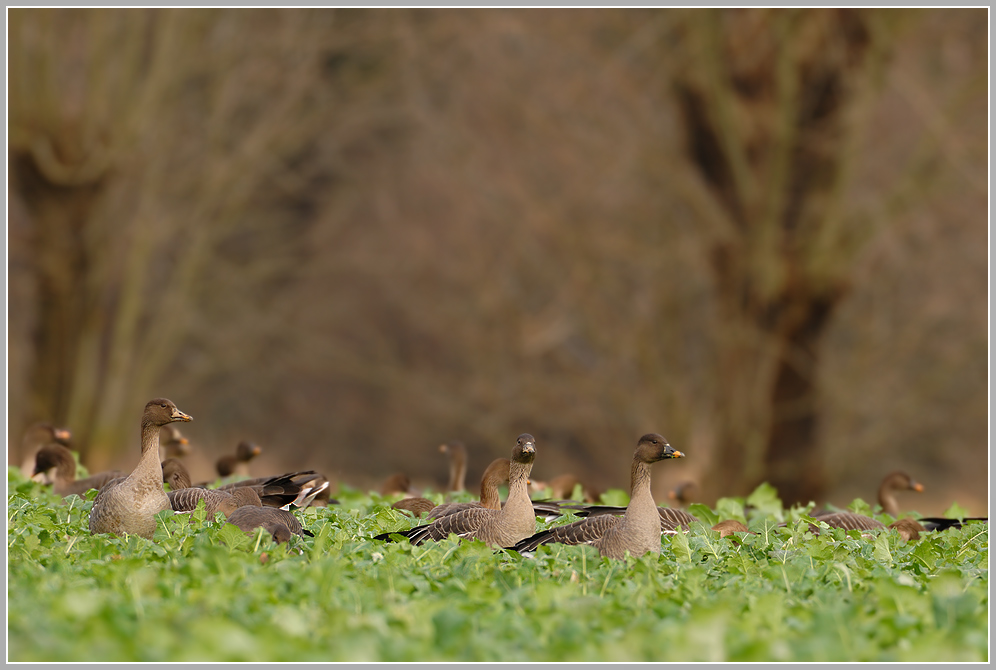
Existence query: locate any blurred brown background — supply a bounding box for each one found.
[8,8,988,515]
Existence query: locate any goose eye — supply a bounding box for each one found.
[161,403,168,408]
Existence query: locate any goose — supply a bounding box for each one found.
[440,440,468,492]
[215,470,330,509]
[553,502,699,533]
[32,443,126,498]
[161,457,193,491]
[88,398,192,539]
[21,422,73,478]
[915,516,988,532]
[375,434,538,548]
[225,505,314,539]
[510,433,684,560]
[169,485,262,519]
[215,440,262,478]
[712,519,753,537]
[668,480,698,507]
[380,473,418,497]
[160,425,191,459]
[808,471,925,534]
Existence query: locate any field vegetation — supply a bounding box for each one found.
[7,469,987,662]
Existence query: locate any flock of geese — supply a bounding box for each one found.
[23,397,986,560]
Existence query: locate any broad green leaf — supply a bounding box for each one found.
[873,535,892,564]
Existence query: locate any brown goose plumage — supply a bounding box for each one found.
[511,434,684,559]
[889,517,925,542]
[427,458,511,519]
[391,497,439,517]
[668,480,698,507]
[876,471,924,517]
[168,485,262,518]
[161,457,193,491]
[215,470,330,509]
[88,398,192,539]
[21,422,73,478]
[712,519,753,537]
[440,440,468,492]
[226,505,313,538]
[33,443,125,498]
[161,425,191,458]
[555,502,698,533]
[808,470,926,535]
[216,440,262,478]
[376,434,538,549]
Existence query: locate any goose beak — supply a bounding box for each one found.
[54,428,72,442]
[172,409,193,422]
[912,482,924,493]
[668,449,685,459]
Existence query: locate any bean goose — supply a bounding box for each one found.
[668,480,698,507]
[169,485,262,518]
[809,470,925,534]
[216,440,262,478]
[21,422,73,478]
[554,502,699,533]
[215,470,330,509]
[226,505,314,539]
[88,398,193,539]
[916,516,989,532]
[161,458,193,491]
[32,443,126,498]
[161,425,192,458]
[380,473,418,497]
[510,434,684,560]
[440,440,468,492]
[375,434,538,548]
[712,519,753,537]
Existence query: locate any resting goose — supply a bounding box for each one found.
[88,398,192,539]
[32,443,126,498]
[161,457,193,491]
[216,440,262,478]
[169,485,262,518]
[226,505,314,539]
[392,458,516,518]
[440,440,468,492]
[510,433,684,559]
[916,516,989,532]
[809,470,925,534]
[375,434,538,548]
[712,519,753,537]
[21,422,73,478]
[215,470,330,509]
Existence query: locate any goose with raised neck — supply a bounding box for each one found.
[392,457,510,518]
[511,434,684,559]
[216,440,262,478]
[88,398,192,539]
[376,434,538,549]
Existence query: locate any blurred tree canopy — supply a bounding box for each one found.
[8,8,987,511]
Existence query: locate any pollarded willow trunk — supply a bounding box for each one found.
[667,9,892,505]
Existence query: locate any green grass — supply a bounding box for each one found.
[7,469,988,662]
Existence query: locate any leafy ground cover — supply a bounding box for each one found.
[7,469,988,662]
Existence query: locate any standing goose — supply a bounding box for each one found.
[511,433,684,559]
[32,443,126,497]
[376,434,538,549]
[88,398,192,539]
